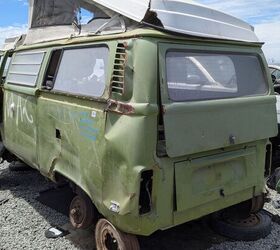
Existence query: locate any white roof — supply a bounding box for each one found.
[269,65,280,70]
[85,0,150,22]
[86,0,259,42]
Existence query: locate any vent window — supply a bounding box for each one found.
[111,43,126,95]
[6,51,45,87]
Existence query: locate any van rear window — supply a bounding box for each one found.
[53,47,108,98]
[166,51,268,101]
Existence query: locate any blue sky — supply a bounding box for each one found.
[0,0,280,62]
[0,0,28,26]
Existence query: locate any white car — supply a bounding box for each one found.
[277,96,280,123]
[270,65,280,81]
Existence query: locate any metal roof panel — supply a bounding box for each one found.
[89,0,259,42]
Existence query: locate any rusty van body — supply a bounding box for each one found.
[0,0,277,247]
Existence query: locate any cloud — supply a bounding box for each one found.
[198,0,280,24]
[0,24,27,49]
[255,22,280,64]
[197,0,280,62]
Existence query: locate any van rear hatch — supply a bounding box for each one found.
[159,43,277,158]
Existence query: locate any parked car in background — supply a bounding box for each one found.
[269,65,280,149]
[270,65,280,93]
[268,65,280,190]
[270,65,280,80]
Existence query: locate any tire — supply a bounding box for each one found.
[95,218,140,250]
[210,210,272,241]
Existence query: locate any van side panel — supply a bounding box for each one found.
[4,89,38,166]
[37,95,106,203]
[101,39,159,218]
[36,40,160,229]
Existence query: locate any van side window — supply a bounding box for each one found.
[6,51,45,87]
[52,47,109,98]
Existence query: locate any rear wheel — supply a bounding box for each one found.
[69,194,95,229]
[95,218,140,250]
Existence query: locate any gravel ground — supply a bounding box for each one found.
[1,161,280,250]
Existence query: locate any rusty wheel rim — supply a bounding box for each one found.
[96,219,140,250]
[69,196,87,228]
[224,213,261,227]
[101,225,120,250]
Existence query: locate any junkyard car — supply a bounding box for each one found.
[270,65,280,93]
[0,0,277,248]
[268,65,280,189]
[269,65,280,152]
[270,65,280,80]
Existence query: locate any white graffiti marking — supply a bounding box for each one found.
[6,94,34,125]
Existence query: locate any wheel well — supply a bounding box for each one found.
[53,171,100,214]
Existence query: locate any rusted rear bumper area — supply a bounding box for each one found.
[103,140,268,236]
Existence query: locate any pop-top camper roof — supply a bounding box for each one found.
[2,35,25,51]
[25,0,259,45]
[89,0,258,42]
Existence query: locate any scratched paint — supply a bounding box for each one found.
[57,110,100,141]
